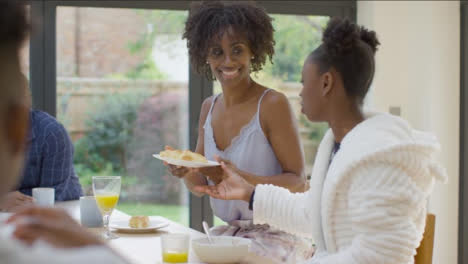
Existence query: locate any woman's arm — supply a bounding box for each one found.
[241,91,306,192]
[194,161,314,238]
[252,184,314,238]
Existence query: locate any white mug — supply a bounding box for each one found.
[80,196,103,227]
[32,188,55,207]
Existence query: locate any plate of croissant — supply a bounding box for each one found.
[153,149,220,168]
[110,216,169,233]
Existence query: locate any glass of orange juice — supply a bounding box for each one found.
[92,176,121,239]
[161,234,190,263]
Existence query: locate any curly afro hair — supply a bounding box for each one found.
[183,1,275,80]
[311,17,380,104]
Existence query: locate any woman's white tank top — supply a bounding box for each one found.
[203,89,282,222]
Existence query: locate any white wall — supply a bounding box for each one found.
[358,1,460,263]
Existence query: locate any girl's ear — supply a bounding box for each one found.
[321,71,334,97]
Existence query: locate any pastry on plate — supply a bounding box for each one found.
[159,149,182,160]
[160,149,208,163]
[129,215,150,228]
[180,150,208,163]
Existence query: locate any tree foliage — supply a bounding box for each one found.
[122,10,188,80]
[125,11,328,83]
[265,15,328,82]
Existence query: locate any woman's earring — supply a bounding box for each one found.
[206,61,209,64]
[251,56,255,60]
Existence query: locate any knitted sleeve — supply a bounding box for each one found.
[308,163,427,264]
[252,184,315,238]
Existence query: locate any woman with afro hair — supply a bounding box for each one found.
[166,1,314,262]
[195,17,447,263]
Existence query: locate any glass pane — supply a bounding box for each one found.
[253,14,329,176]
[56,7,190,225]
[212,14,329,226]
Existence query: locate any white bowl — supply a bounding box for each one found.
[192,236,251,263]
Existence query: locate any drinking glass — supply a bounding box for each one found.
[92,176,121,239]
[161,234,190,263]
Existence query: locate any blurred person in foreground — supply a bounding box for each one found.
[0,1,128,263]
[194,17,447,263]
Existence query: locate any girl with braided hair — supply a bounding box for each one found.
[195,17,447,264]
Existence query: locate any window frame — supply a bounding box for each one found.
[460,2,468,264]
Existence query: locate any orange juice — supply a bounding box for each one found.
[162,251,188,263]
[95,194,119,213]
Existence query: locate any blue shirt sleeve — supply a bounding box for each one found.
[39,123,83,201]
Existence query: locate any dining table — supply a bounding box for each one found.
[55,200,273,264]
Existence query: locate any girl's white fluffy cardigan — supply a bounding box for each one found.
[253,112,447,264]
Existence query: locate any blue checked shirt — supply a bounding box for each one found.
[17,110,83,200]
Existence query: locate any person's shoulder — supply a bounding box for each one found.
[200,95,216,118]
[31,110,68,139]
[357,112,417,144]
[260,89,292,117]
[261,89,290,106]
[31,110,59,127]
[201,95,215,111]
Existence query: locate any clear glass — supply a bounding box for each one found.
[56,7,189,225]
[161,233,190,263]
[92,176,121,239]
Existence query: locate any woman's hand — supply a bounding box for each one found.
[194,161,254,202]
[7,207,103,248]
[165,163,192,179]
[163,146,192,179]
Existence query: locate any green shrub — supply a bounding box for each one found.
[74,92,146,173]
[74,91,186,204]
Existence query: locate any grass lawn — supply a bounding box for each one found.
[117,202,225,227]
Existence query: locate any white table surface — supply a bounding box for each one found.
[57,200,271,264]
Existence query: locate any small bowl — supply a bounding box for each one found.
[192,236,251,263]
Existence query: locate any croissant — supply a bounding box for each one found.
[160,149,208,163]
[129,216,149,228]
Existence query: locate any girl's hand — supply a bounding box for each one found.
[197,155,239,184]
[194,161,254,202]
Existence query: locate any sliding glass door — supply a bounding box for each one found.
[55,6,190,225]
[28,0,355,231]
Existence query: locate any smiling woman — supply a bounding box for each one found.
[162,1,314,263]
[183,1,274,81]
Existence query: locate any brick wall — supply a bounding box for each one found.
[21,7,148,78]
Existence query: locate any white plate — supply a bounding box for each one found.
[153,154,220,168]
[110,219,169,233]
